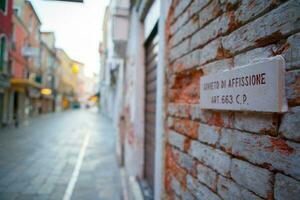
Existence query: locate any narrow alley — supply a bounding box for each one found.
[0,110,121,200]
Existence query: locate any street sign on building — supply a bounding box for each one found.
[200,56,288,113]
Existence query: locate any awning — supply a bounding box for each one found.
[11,78,43,89]
[11,79,43,96]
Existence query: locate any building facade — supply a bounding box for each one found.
[55,49,83,110]
[22,0,42,117]
[99,0,130,172]
[9,10,30,126]
[99,0,129,122]
[0,0,84,127]
[40,32,58,113]
[71,60,85,102]
[102,0,300,199]
[0,0,13,127]
[56,48,73,110]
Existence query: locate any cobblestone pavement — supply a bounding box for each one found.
[0,109,121,200]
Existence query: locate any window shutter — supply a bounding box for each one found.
[0,36,6,72]
[0,0,6,12]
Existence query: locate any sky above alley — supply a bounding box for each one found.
[29,0,109,76]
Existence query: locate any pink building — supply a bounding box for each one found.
[0,0,13,127]
[10,13,28,79]
[8,11,29,125]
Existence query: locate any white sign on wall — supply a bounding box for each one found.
[22,47,39,57]
[200,56,288,113]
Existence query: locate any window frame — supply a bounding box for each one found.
[0,34,7,73]
[0,0,8,15]
[28,14,33,32]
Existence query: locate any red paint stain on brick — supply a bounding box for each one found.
[173,62,185,73]
[261,162,273,169]
[171,118,199,139]
[255,31,284,47]
[164,146,178,196]
[217,46,225,59]
[168,89,176,102]
[164,171,173,195]
[165,146,187,185]
[171,70,202,104]
[207,112,224,127]
[272,41,289,56]
[227,11,239,32]
[265,138,295,156]
[260,127,277,137]
[212,3,222,18]
[184,138,191,152]
[164,147,173,195]
[223,146,232,154]
[171,159,186,184]
[222,47,232,58]
[191,14,198,24]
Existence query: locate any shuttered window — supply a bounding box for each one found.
[0,35,6,72]
[144,24,158,194]
[0,0,7,13]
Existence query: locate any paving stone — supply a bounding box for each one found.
[0,111,121,200]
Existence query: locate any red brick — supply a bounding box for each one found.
[169,71,202,104]
[168,117,200,139]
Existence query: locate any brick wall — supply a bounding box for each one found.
[164,0,300,199]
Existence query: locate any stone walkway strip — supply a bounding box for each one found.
[63,132,90,200]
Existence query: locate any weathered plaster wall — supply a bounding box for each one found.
[164,0,300,199]
[122,6,146,179]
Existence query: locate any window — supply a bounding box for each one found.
[13,7,21,17]
[11,24,16,51]
[35,29,40,41]
[0,0,7,14]
[0,35,7,72]
[28,15,33,32]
